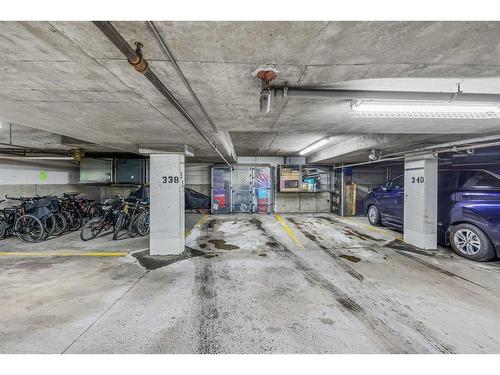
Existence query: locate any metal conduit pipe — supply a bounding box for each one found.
[146,21,237,162]
[271,86,500,103]
[332,156,405,169]
[332,139,500,170]
[380,133,500,158]
[147,22,213,131]
[0,155,74,161]
[0,141,70,156]
[93,21,233,168]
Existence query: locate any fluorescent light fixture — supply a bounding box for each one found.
[299,137,330,155]
[350,101,500,119]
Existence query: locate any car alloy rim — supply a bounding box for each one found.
[368,207,377,223]
[454,229,481,255]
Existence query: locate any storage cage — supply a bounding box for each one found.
[211,164,274,214]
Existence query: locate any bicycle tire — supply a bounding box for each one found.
[127,213,140,238]
[113,213,126,240]
[61,211,73,232]
[80,218,104,241]
[0,219,6,239]
[136,211,150,236]
[69,210,83,231]
[42,214,56,240]
[15,214,44,243]
[52,213,67,236]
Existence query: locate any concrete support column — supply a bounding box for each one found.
[149,153,185,255]
[403,154,438,249]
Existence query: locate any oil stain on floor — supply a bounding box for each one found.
[207,239,240,251]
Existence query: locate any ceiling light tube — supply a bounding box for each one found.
[350,101,500,120]
[299,137,330,155]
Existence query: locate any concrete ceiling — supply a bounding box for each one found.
[1,21,500,163]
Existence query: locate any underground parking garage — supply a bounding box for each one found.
[1,19,500,355]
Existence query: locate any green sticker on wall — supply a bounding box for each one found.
[39,171,48,181]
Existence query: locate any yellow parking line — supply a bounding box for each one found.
[185,213,209,238]
[0,214,210,258]
[0,252,127,257]
[274,214,304,249]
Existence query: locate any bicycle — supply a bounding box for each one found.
[126,199,149,238]
[80,198,122,241]
[2,196,45,242]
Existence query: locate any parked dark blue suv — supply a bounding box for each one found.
[364,169,500,261]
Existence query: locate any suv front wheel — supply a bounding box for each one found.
[367,205,381,226]
[449,223,496,261]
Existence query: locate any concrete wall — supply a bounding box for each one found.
[185,163,211,196]
[275,192,330,213]
[0,159,79,185]
[0,183,104,204]
[0,159,101,206]
[0,159,142,206]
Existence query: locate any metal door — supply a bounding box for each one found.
[211,166,232,214]
[232,166,254,213]
[253,167,273,213]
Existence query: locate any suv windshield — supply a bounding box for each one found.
[459,170,500,189]
[387,175,404,189]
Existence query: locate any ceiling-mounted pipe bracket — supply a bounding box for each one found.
[128,42,149,74]
[256,70,278,87]
[255,69,279,114]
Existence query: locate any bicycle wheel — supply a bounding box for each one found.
[52,212,67,236]
[136,211,150,236]
[127,212,140,238]
[69,210,83,231]
[113,213,126,240]
[0,219,6,239]
[15,215,44,243]
[61,211,73,232]
[80,218,104,241]
[41,214,56,240]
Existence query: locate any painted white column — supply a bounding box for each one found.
[403,154,438,249]
[149,153,185,255]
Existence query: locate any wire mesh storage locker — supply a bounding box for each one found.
[211,165,274,214]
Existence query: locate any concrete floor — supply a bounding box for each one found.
[1,213,500,353]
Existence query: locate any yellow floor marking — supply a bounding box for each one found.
[274,214,305,249]
[342,217,403,241]
[0,214,209,258]
[185,213,209,238]
[0,252,127,257]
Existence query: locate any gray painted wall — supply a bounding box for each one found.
[0,159,79,185]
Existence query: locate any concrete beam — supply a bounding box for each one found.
[307,135,399,164]
[216,130,237,162]
[138,144,194,157]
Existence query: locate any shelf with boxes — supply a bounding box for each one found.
[277,164,331,193]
